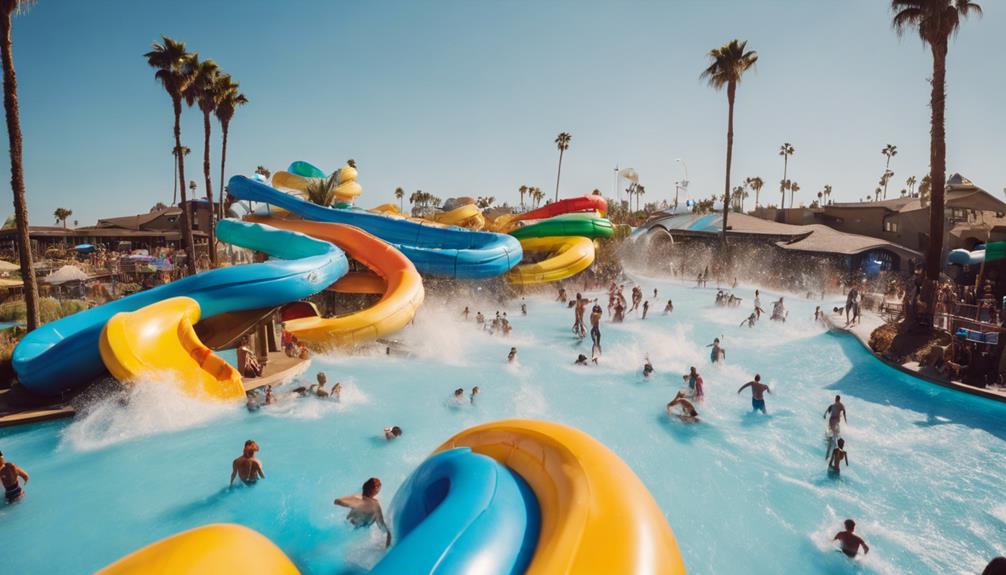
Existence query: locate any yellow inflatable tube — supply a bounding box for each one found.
[429,203,486,229]
[436,419,686,575]
[244,215,424,347]
[97,523,300,575]
[508,236,595,285]
[98,297,245,401]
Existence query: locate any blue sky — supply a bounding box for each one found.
[4,0,1004,226]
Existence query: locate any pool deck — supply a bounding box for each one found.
[0,395,75,428]
[825,311,1006,403]
[242,353,311,392]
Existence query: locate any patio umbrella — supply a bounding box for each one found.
[74,244,96,253]
[44,264,89,285]
[0,260,19,272]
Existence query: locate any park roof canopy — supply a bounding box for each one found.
[44,264,89,285]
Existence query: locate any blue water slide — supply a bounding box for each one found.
[227,176,523,279]
[372,448,540,575]
[947,246,985,266]
[13,221,349,396]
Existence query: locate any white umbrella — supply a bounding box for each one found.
[0,260,19,272]
[618,168,639,183]
[44,265,89,285]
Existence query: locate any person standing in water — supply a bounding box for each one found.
[664,299,674,314]
[687,367,704,401]
[470,386,480,404]
[833,519,869,558]
[335,477,391,548]
[641,300,650,319]
[230,440,265,487]
[824,395,847,436]
[589,304,603,358]
[643,358,654,378]
[754,290,763,319]
[572,293,587,338]
[737,374,771,413]
[707,338,726,363]
[828,438,849,475]
[0,451,29,503]
[507,347,517,363]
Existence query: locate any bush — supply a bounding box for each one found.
[0,297,89,323]
[0,300,25,322]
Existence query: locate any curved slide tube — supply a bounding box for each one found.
[510,212,614,240]
[271,168,361,203]
[99,297,245,401]
[437,419,686,575]
[429,203,486,229]
[509,237,595,286]
[13,220,348,396]
[515,195,608,222]
[96,524,300,575]
[229,175,522,279]
[244,215,425,347]
[372,447,540,575]
[947,247,985,265]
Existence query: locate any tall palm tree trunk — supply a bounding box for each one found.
[721,84,734,247]
[218,121,229,223]
[554,149,564,203]
[883,157,891,199]
[173,96,197,275]
[925,41,948,286]
[201,110,216,265]
[1,10,38,330]
[781,157,788,209]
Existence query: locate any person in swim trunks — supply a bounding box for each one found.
[824,395,847,437]
[589,304,603,358]
[737,374,771,413]
[335,477,391,547]
[0,451,29,503]
[507,347,517,363]
[687,367,704,401]
[833,519,869,558]
[230,440,265,487]
[643,358,654,378]
[574,354,590,366]
[707,338,725,363]
[667,391,699,423]
[828,438,849,475]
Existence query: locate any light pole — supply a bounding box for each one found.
[674,159,689,211]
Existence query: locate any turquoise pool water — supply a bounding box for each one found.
[1,274,1004,574]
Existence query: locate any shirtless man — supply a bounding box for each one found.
[316,373,330,398]
[740,312,757,328]
[833,519,869,558]
[667,391,699,423]
[737,374,771,413]
[707,338,726,363]
[572,293,587,337]
[664,299,674,314]
[462,306,470,320]
[643,358,654,378]
[384,426,403,440]
[230,440,265,487]
[470,386,480,404]
[0,451,29,503]
[828,438,849,475]
[613,300,625,323]
[335,477,391,548]
[641,300,650,319]
[589,304,603,358]
[452,388,466,404]
[574,354,590,366]
[507,347,517,363]
[824,395,848,456]
[753,290,763,320]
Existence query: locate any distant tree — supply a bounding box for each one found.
[476,196,495,209]
[254,165,271,180]
[184,54,221,263]
[822,184,833,204]
[881,144,898,198]
[789,181,800,207]
[172,145,191,204]
[778,142,795,208]
[906,175,917,196]
[305,173,339,207]
[702,38,758,246]
[151,202,169,212]
[53,207,72,228]
[214,74,247,221]
[394,187,404,212]
[745,176,764,208]
[553,132,571,202]
[518,185,528,210]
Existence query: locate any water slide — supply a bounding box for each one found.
[491,195,609,231]
[271,161,362,203]
[510,212,614,240]
[228,175,523,279]
[948,246,986,265]
[508,236,596,286]
[13,220,349,396]
[98,420,683,575]
[99,297,246,401]
[242,215,425,347]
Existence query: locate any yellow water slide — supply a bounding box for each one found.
[98,297,246,401]
[97,524,300,575]
[507,236,595,285]
[436,419,686,575]
[244,215,425,347]
[271,164,362,203]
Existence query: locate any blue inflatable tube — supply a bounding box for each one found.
[372,448,540,575]
[947,247,985,266]
[227,176,523,279]
[13,220,349,396]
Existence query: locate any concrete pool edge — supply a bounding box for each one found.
[825,312,1006,404]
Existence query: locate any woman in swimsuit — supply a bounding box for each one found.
[0,451,29,503]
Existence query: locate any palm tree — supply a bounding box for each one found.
[789,181,800,207]
[702,39,758,247]
[906,175,917,196]
[214,74,247,221]
[145,36,197,275]
[874,187,883,202]
[476,196,495,209]
[879,170,894,200]
[881,144,898,198]
[394,187,404,212]
[823,184,833,204]
[532,187,545,208]
[919,174,932,204]
[172,145,190,204]
[254,165,271,180]
[53,207,72,228]
[745,176,764,208]
[893,0,981,291]
[518,185,528,210]
[2,0,38,329]
[305,173,339,206]
[778,142,795,208]
[185,55,220,264]
[553,132,571,202]
[732,185,747,212]
[816,191,823,207]
[636,185,646,212]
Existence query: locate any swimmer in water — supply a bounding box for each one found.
[641,300,649,319]
[315,372,330,398]
[573,293,588,338]
[589,305,603,358]
[452,388,466,404]
[740,312,757,328]
[475,311,484,325]
[643,358,654,378]
[828,437,849,475]
[707,338,725,363]
[470,386,479,404]
[0,450,29,503]
[264,385,275,405]
[686,367,704,401]
[574,353,590,366]
[833,519,869,558]
[384,426,403,440]
[667,391,699,423]
[230,440,265,487]
[507,347,517,363]
[334,477,391,548]
[331,382,343,402]
[737,374,771,413]
[521,302,527,315]
[824,395,847,457]
[462,306,470,320]
[245,391,260,412]
[664,299,674,314]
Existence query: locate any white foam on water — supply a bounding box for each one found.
[60,373,237,452]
